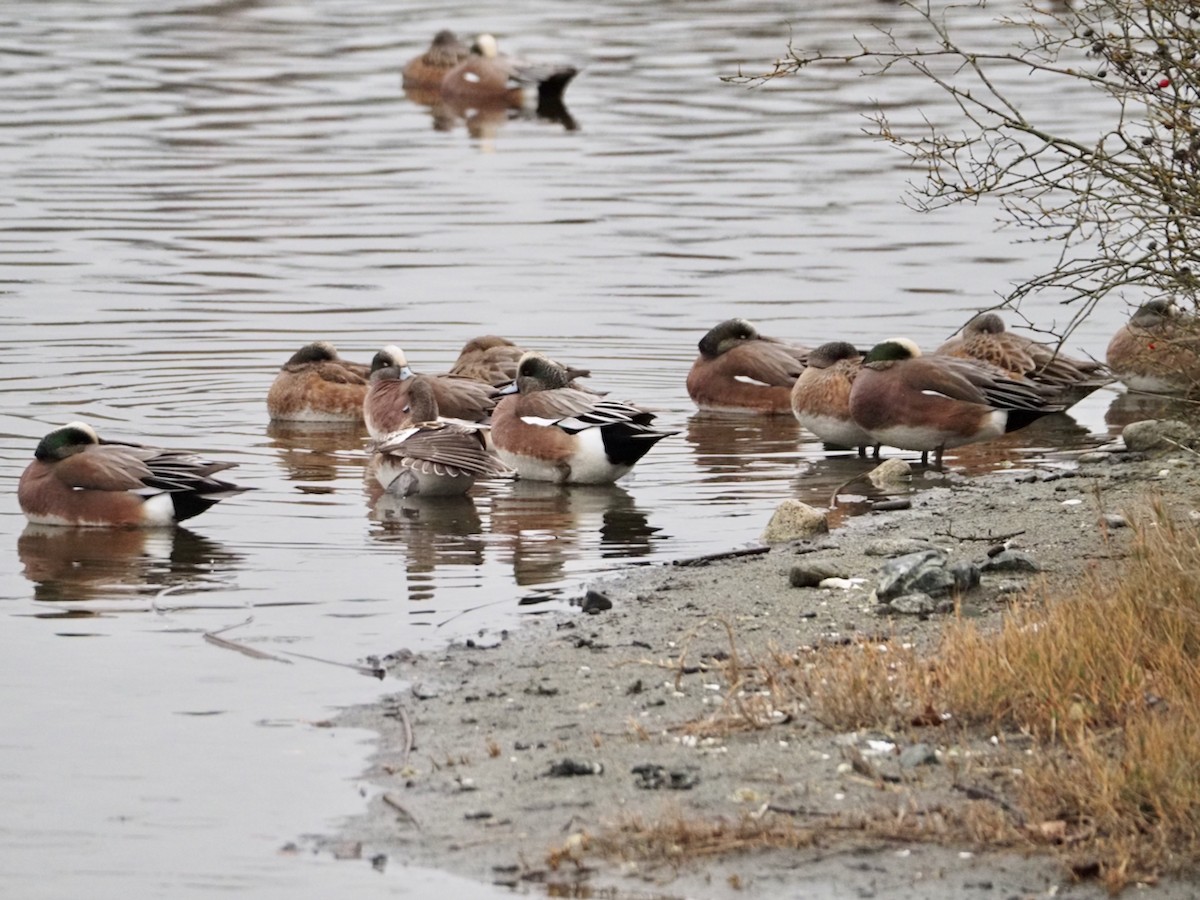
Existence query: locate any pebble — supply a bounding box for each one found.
[886,592,936,615]
[898,743,939,768]
[1077,450,1111,464]
[580,590,613,614]
[981,550,1041,573]
[1102,513,1129,529]
[789,561,846,588]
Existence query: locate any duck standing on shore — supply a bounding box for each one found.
[849,339,1065,466]
[790,341,878,456]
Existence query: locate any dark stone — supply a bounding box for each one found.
[581,590,613,614]
[981,550,1041,573]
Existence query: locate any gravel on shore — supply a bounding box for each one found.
[329,434,1200,898]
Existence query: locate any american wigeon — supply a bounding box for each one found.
[449,335,594,387]
[937,312,1112,404]
[848,339,1065,466]
[1106,300,1200,394]
[370,376,510,497]
[363,345,497,439]
[491,352,677,484]
[18,423,250,527]
[267,341,371,423]
[402,30,471,93]
[440,34,578,109]
[686,318,808,415]
[790,341,878,457]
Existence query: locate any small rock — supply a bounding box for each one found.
[789,561,846,588]
[871,498,912,512]
[887,592,936,615]
[992,579,1028,596]
[1121,419,1194,452]
[1102,513,1129,529]
[868,457,913,489]
[1076,450,1111,464]
[581,590,613,614]
[864,538,935,558]
[818,577,859,590]
[981,550,1041,573]
[1015,472,1038,484]
[631,764,700,790]
[761,499,829,543]
[898,743,939,768]
[548,759,603,777]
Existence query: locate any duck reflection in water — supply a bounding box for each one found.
[686,412,803,483]
[18,525,241,605]
[489,480,659,586]
[366,479,487,603]
[267,420,368,486]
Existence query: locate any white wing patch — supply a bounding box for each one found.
[734,375,770,387]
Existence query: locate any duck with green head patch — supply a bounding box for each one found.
[848,339,1065,466]
[18,423,251,527]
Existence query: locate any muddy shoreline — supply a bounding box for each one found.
[330,431,1200,898]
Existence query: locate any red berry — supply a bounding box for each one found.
[1159,78,1171,88]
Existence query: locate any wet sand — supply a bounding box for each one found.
[331,432,1200,898]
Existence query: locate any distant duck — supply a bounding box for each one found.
[790,341,878,456]
[686,318,808,415]
[937,312,1112,405]
[266,341,371,424]
[849,339,1065,466]
[371,376,510,497]
[440,33,578,109]
[1106,300,1200,395]
[491,352,677,484]
[403,29,471,94]
[18,423,251,527]
[448,335,592,387]
[363,345,497,439]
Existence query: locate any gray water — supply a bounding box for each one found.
[0,0,1135,896]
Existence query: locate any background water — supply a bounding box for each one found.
[0,0,1141,895]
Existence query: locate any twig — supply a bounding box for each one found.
[203,617,293,665]
[952,783,1027,826]
[934,524,1026,542]
[395,702,414,768]
[673,546,770,567]
[381,793,422,830]
[279,650,384,679]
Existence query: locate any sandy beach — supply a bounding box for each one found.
[330,424,1200,899]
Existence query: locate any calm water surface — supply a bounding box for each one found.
[0,0,1138,895]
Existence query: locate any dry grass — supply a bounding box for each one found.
[581,500,1200,891]
[801,500,1200,889]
